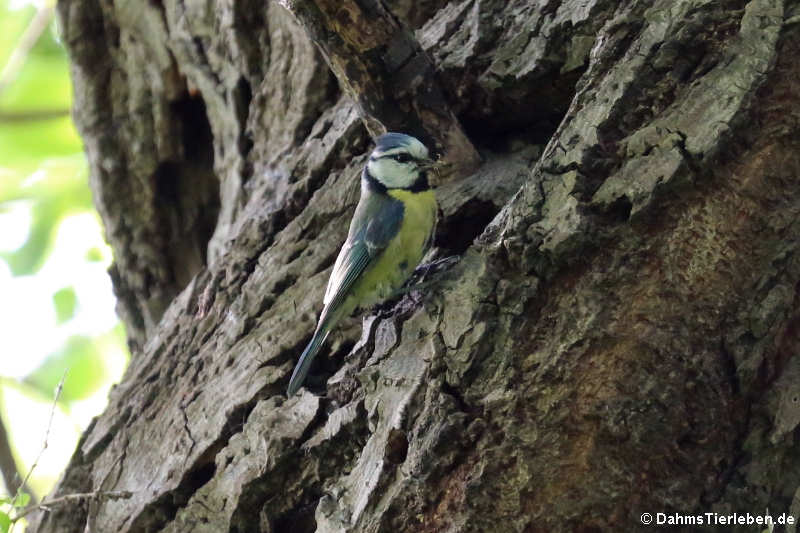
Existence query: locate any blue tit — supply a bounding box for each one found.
[287,132,439,396]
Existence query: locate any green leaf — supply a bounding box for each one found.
[0,117,81,174]
[52,286,77,324]
[11,492,29,508]
[85,246,104,262]
[0,155,91,275]
[0,41,80,173]
[0,54,73,111]
[22,335,108,404]
[0,510,9,533]
[0,198,57,275]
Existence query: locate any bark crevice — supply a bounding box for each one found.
[32,0,800,532]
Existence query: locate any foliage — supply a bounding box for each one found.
[0,0,129,504]
[0,492,30,532]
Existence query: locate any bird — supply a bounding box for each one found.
[287,132,440,396]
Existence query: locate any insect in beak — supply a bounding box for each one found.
[419,157,448,173]
[420,157,451,186]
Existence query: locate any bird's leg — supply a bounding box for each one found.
[369,277,437,315]
[414,255,461,279]
[388,282,430,307]
[391,254,461,299]
[371,299,399,318]
[391,279,437,298]
[371,255,461,314]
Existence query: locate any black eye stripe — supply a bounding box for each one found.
[375,153,414,163]
[378,154,411,163]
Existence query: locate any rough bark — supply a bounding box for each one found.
[274,0,481,178]
[31,0,800,532]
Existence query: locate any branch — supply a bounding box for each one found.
[12,371,64,510]
[12,490,133,521]
[0,109,70,123]
[0,6,55,95]
[0,409,34,500]
[277,0,481,178]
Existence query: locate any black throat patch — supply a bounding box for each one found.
[363,168,429,193]
[407,173,429,192]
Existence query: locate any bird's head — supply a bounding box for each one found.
[366,132,439,191]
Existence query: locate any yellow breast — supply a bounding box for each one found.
[348,188,437,310]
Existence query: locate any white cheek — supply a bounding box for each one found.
[368,160,415,188]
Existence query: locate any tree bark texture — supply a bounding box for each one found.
[32,0,800,531]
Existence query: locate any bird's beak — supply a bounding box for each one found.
[419,158,448,173]
[420,157,451,186]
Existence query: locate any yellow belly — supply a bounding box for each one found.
[346,189,437,311]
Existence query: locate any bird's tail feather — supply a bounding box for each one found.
[287,327,331,396]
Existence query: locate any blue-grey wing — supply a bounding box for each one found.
[287,192,404,396]
[320,193,404,324]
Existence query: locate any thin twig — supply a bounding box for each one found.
[8,369,67,531]
[0,109,70,123]
[0,400,35,501]
[0,5,55,95]
[13,490,133,521]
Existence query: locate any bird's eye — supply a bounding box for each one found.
[394,154,412,163]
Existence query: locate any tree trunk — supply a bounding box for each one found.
[32,0,800,531]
